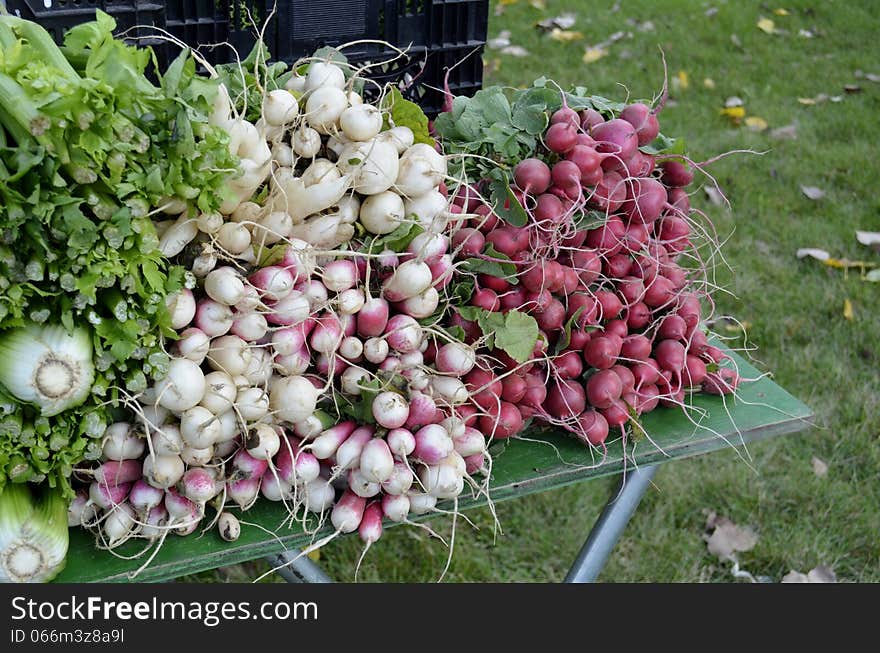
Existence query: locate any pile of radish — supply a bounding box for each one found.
[65,49,744,573]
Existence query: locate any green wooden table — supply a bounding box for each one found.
[55,348,813,583]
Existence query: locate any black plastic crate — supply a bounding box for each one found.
[1,0,488,116]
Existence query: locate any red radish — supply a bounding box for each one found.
[478,273,511,294]
[595,290,624,320]
[452,228,485,256]
[635,384,660,413]
[89,481,131,510]
[603,254,632,279]
[486,226,529,257]
[702,367,740,395]
[526,288,554,313]
[472,287,501,312]
[589,171,627,212]
[474,204,499,233]
[358,501,384,547]
[621,334,652,361]
[688,329,710,355]
[522,373,548,408]
[545,378,587,417]
[465,368,503,410]
[631,359,661,387]
[451,311,481,344]
[655,339,687,373]
[619,102,660,146]
[567,293,600,326]
[660,160,694,187]
[568,329,592,350]
[500,287,529,312]
[536,298,566,332]
[456,403,479,427]
[579,108,605,131]
[658,214,691,252]
[622,222,650,253]
[667,186,691,214]
[610,364,636,393]
[585,215,625,254]
[566,144,602,179]
[554,350,583,379]
[405,391,441,430]
[592,119,638,167]
[586,369,623,409]
[479,402,523,439]
[94,460,142,487]
[535,192,567,222]
[605,319,629,339]
[618,276,646,305]
[571,248,602,285]
[623,177,667,225]
[513,158,552,194]
[659,314,688,341]
[643,275,677,308]
[545,121,578,154]
[453,426,486,457]
[583,335,621,369]
[577,410,609,446]
[622,150,656,177]
[385,314,422,353]
[683,355,707,386]
[626,301,652,329]
[560,266,580,294]
[551,106,580,127]
[501,374,528,403]
[600,398,629,428]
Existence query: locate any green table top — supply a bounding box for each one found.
[54,347,813,583]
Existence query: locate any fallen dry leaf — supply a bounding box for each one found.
[769,123,798,140]
[582,47,608,64]
[549,28,583,42]
[705,7,719,18]
[854,70,880,83]
[676,70,690,90]
[528,0,546,9]
[798,28,816,38]
[487,31,511,49]
[725,96,744,107]
[704,77,716,89]
[796,248,830,261]
[745,116,768,131]
[801,185,826,200]
[757,17,777,34]
[812,456,829,477]
[704,186,725,207]
[867,269,880,282]
[844,84,862,93]
[856,230,880,252]
[704,515,758,559]
[638,20,656,32]
[731,33,743,47]
[536,13,577,31]
[500,45,530,57]
[774,8,790,16]
[782,566,837,583]
[843,298,854,320]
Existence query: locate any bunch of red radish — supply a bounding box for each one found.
[442,100,740,451]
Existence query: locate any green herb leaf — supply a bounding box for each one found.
[461,244,519,283]
[494,311,540,363]
[381,87,433,146]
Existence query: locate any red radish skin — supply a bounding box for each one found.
[566,145,602,180]
[545,379,587,418]
[600,398,629,428]
[465,369,503,410]
[595,290,624,320]
[592,119,639,168]
[631,359,661,387]
[626,301,652,330]
[605,320,629,339]
[536,298,566,333]
[604,254,633,280]
[567,329,592,350]
[586,369,623,409]
[514,158,552,195]
[659,314,688,341]
[589,171,627,212]
[479,402,524,439]
[702,367,740,395]
[553,350,584,379]
[655,339,687,373]
[545,121,579,154]
[577,410,610,446]
[683,355,708,387]
[636,384,660,414]
[501,374,528,403]
[571,249,603,285]
[500,287,528,312]
[618,276,646,305]
[660,160,694,187]
[643,275,677,309]
[580,109,605,131]
[583,336,621,370]
[471,287,501,312]
[551,106,580,127]
[522,374,548,408]
[452,228,485,256]
[610,365,636,393]
[567,293,600,326]
[621,334,652,361]
[619,102,660,146]
[585,215,626,254]
[623,178,667,225]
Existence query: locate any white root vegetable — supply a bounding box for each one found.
[303,478,335,513]
[404,190,449,230]
[180,405,221,449]
[272,142,294,168]
[377,126,415,154]
[207,335,252,377]
[216,222,252,255]
[143,454,185,490]
[336,195,361,224]
[302,159,340,187]
[359,190,405,235]
[102,423,145,461]
[166,290,196,330]
[204,267,246,306]
[236,386,270,421]
[270,376,320,424]
[401,287,439,319]
[304,62,346,92]
[305,86,348,134]
[340,104,383,141]
[175,328,211,364]
[382,259,433,301]
[231,201,261,226]
[218,512,241,542]
[199,371,237,414]
[246,424,281,461]
[181,445,213,467]
[150,424,184,456]
[159,214,198,257]
[337,140,399,196]
[154,358,206,412]
[252,211,293,246]
[396,144,447,197]
[197,212,224,235]
[292,126,321,158]
[256,118,285,142]
[340,365,370,395]
[271,172,352,223]
[263,89,300,126]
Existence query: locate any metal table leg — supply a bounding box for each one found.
[564,464,659,583]
[265,551,334,583]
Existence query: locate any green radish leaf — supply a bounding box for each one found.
[490,179,529,227]
[367,221,424,253]
[555,307,585,354]
[455,305,484,323]
[381,87,434,146]
[641,133,686,156]
[493,310,540,364]
[461,244,519,283]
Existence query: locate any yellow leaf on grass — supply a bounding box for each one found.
[582,47,608,64]
[798,97,817,105]
[676,70,690,89]
[550,28,583,42]
[529,0,546,8]
[499,0,518,5]
[774,8,790,16]
[704,77,716,89]
[757,17,777,34]
[720,106,746,124]
[745,116,769,131]
[307,548,321,562]
[843,298,853,320]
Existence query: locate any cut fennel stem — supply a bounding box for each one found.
[0,483,69,583]
[0,324,94,416]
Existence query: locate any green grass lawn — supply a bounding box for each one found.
[197,0,880,582]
